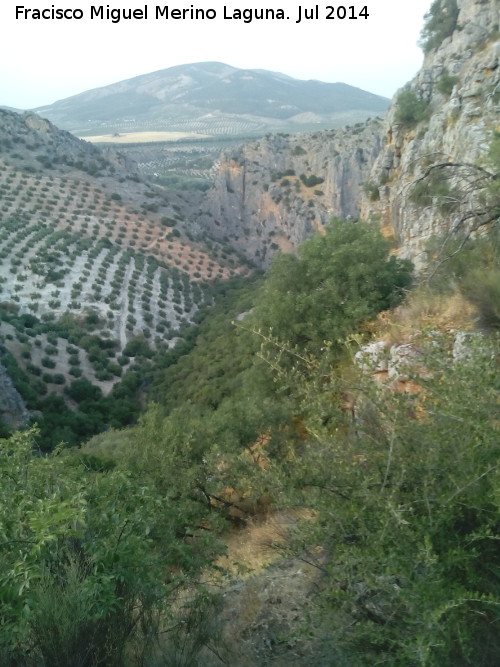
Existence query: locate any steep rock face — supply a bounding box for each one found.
[0,364,30,429]
[362,0,499,269]
[198,119,383,265]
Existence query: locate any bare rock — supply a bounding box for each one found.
[0,364,30,429]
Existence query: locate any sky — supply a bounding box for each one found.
[1,0,433,109]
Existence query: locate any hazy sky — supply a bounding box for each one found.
[1,0,433,109]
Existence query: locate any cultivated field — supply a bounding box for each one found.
[0,153,247,393]
[84,131,211,144]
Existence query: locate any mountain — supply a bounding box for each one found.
[34,62,389,137]
[0,1,496,439]
[0,105,24,114]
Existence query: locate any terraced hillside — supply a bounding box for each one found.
[0,110,248,410]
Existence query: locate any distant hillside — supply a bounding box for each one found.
[0,109,247,419]
[0,106,23,114]
[34,62,389,137]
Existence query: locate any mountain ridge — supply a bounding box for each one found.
[33,61,389,136]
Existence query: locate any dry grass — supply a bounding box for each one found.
[213,509,315,580]
[375,287,477,345]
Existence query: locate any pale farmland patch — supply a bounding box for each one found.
[83,132,211,144]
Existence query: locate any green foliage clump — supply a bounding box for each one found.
[252,219,412,353]
[485,131,500,217]
[300,173,325,188]
[0,428,223,665]
[419,0,459,54]
[437,70,459,96]
[461,267,500,329]
[394,90,429,126]
[363,180,380,201]
[123,337,154,358]
[257,325,499,665]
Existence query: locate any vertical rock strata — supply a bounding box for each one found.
[361,0,499,269]
[198,120,383,266]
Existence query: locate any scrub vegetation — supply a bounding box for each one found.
[2,204,499,663]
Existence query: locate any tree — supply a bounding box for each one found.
[0,428,223,665]
[67,378,103,403]
[419,0,459,54]
[251,218,412,354]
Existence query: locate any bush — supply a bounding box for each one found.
[123,338,153,359]
[0,429,221,665]
[251,218,412,354]
[363,181,380,201]
[394,90,428,126]
[299,174,325,188]
[277,333,500,665]
[437,71,459,96]
[410,168,459,213]
[461,267,500,330]
[67,378,102,403]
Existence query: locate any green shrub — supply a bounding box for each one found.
[300,174,325,188]
[41,356,56,369]
[251,218,412,354]
[437,71,459,96]
[276,333,500,665]
[461,267,500,330]
[394,90,429,126]
[363,181,380,201]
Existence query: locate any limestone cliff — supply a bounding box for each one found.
[198,0,498,270]
[198,119,383,265]
[361,0,499,269]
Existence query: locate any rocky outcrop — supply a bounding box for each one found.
[0,109,138,178]
[198,119,383,266]
[361,0,499,269]
[0,364,30,429]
